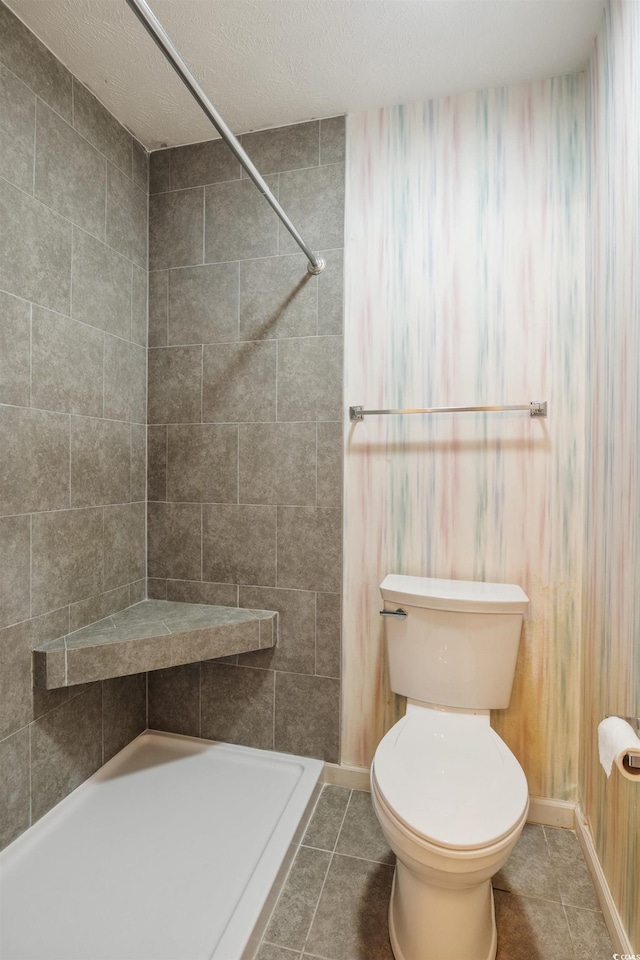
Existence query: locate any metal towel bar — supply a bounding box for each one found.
[350,401,547,421]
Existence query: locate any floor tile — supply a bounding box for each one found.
[257,945,301,960]
[493,823,561,901]
[335,790,395,865]
[303,785,351,852]
[564,904,614,959]
[264,846,332,951]
[544,827,602,911]
[494,889,575,960]
[305,854,395,960]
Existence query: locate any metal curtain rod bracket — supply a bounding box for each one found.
[125,0,325,276]
[349,401,548,421]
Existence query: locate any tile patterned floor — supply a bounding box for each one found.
[256,786,615,960]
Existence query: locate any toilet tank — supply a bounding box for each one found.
[380,575,529,710]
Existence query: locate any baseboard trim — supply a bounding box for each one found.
[323,762,371,790]
[574,806,633,956]
[526,796,576,828]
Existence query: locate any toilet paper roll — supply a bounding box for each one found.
[598,717,640,781]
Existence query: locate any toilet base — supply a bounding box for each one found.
[387,864,498,960]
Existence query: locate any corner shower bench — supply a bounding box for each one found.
[33,599,277,689]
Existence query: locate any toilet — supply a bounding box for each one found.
[371,575,530,960]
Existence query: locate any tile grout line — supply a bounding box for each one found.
[297,788,354,957]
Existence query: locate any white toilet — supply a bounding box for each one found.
[371,574,530,960]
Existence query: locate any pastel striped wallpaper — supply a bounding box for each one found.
[582,0,640,948]
[343,76,586,799]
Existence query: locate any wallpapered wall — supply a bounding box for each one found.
[343,75,586,801]
[582,0,640,948]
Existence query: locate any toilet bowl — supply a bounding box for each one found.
[371,703,529,960]
[373,575,530,960]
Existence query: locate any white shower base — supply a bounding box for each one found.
[0,731,323,960]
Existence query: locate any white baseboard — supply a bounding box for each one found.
[323,762,371,791]
[574,806,633,956]
[527,796,576,828]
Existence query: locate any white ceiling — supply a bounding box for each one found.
[7,0,604,150]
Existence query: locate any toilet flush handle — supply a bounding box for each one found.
[379,608,408,620]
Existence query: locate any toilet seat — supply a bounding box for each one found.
[372,708,529,851]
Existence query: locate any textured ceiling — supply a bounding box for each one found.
[6,0,604,149]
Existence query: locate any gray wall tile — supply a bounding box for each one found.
[35,99,106,239]
[30,684,103,822]
[69,584,130,633]
[149,149,170,194]
[167,423,238,503]
[31,306,103,417]
[168,261,239,344]
[317,248,344,336]
[71,227,132,339]
[0,7,149,848]
[238,586,315,674]
[317,421,342,508]
[147,501,202,580]
[147,424,167,502]
[320,116,346,165]
[148,345,202,424]
[0,3,72,121]
[204,176,278,263]
[277,507,342,593]
[166,580,237,606]
[275,673,340,762]
[239,422,316,506]
[70,416,131,507]
[203,504,276,585]
[106,162,147,268]
[316,593,341,679]
[0,406,69,516]
[277,336,342,421]
[104,502,146,591]
[0,176,71,315]
[147,578,167,600]
[169,139,240,190]
[0,60,35,192]
[203,341,276,422]
[131,264,148,346]
[278,163,344,254]
[148,270,168,347]
[31,507,103,615]
[72,79,132,174]
[132,138,148,190]
[0,289,30,406]
[103,336,147,423]
[148,663,201,737]
[0,726,30,851]
[239,255,317,341]
[1,611,66,739]
[241,122,319,175]
[149,187,203,270]
[102,673,146,762]
[131,423,146,502]
[0,514,30,630]
[201,662,274,750]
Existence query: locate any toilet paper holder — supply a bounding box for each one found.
[607,715,640,767]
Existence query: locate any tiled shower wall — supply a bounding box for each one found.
[146,121,345,762]
[0,2,148,850]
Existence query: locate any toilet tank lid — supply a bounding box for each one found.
[380,575,529,614]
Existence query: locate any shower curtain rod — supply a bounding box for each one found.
[125,0,326,275]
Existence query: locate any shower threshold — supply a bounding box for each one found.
[0,731,323,960]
